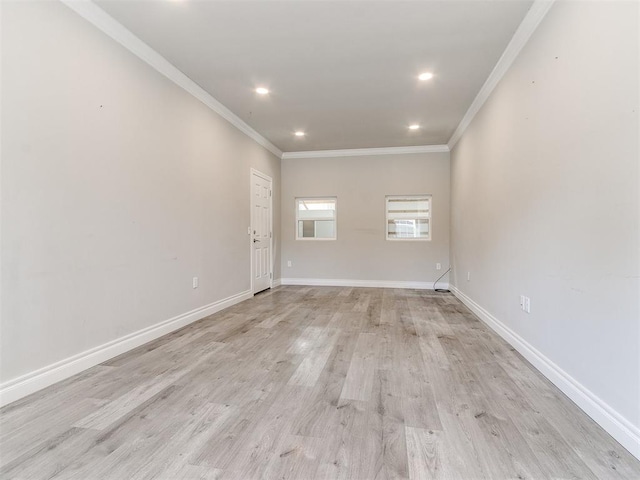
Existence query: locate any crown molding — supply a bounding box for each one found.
[447,0,555,149]
[282,144,449,160]
[60,0,283,159]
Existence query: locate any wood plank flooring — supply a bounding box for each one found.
[1,286,639,479]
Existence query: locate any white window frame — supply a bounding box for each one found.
[385,195,432,241]
[295,197,337,241]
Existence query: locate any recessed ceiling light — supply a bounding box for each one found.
[418,72,434,81]
[255,87,269,95]
[409,124,420,130]
[294,131,305,137]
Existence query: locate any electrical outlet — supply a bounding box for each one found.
[436,263,441,270]
[520,295,531,313]
[467,272,471,281]
[192,277,199,289]
[287,260,292,267]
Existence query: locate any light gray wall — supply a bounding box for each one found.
[450,0,639,436]
[1,1,280,383]
[281,153,450,283]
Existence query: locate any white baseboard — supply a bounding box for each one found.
[0,289,252,407]
[280,278,447,290]
[450,284,640,460]
[272,278,282,288]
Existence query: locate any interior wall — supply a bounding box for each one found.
[450,0,639,449]
[0,1,280,385]
[281,152,450,284]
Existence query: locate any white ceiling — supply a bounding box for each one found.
[96,0,534,152]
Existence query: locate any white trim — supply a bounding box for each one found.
[447,0,555,149]
[60,0,282,159]
[272,278,282,288]
[280,278,447,290]
[0,289,252,407]
[449,284,640,460]
[250,169,273,294]
[282,145,449,160]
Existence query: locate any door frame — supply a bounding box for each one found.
[249,168,273,295]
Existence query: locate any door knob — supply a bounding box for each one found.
[253,239,260,243]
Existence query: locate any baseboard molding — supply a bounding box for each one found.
[272,278,282,288]
[280,278,446,290]
[0,289,252,407]
[449,284,640,460]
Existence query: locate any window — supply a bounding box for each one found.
[386,195,431,240]
[295,197,337,240]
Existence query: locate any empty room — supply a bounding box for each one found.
[1,0,639,479]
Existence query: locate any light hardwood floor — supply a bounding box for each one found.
[1,286,639,479]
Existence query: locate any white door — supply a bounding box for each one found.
[251,170,272,294]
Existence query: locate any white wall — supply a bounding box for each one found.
[0,1,280,395]
[281,152,450,286]
[450,1,639,455]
